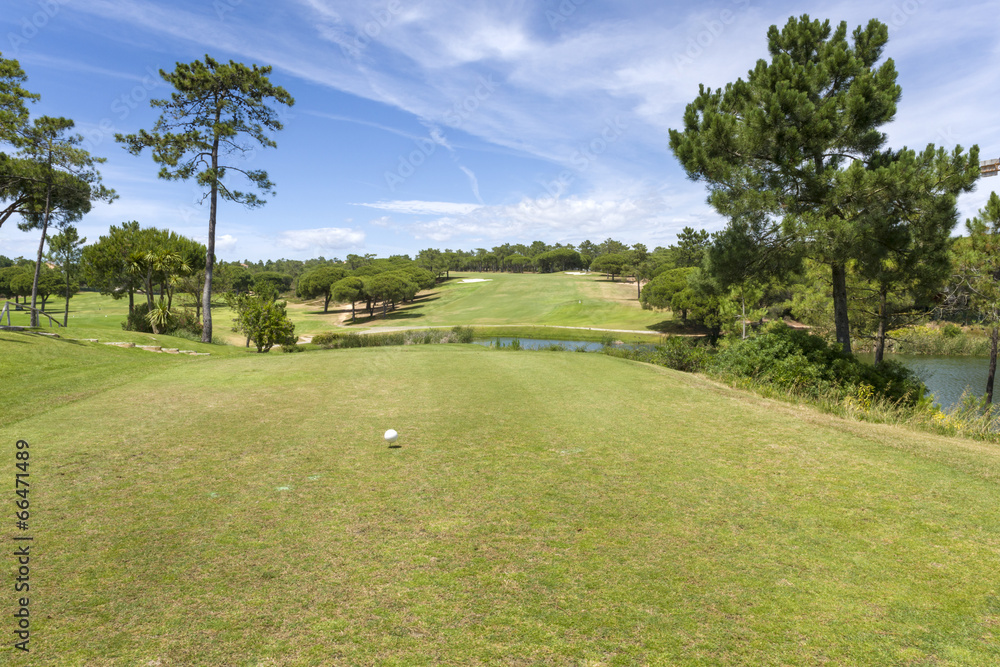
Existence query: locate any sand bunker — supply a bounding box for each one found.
[564,271,588,275]
[460,278,493,283]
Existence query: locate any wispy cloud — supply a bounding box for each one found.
[353,200,483,216]
[278,227,365,251]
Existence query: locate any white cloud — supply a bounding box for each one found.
[278,227,365,251]
[353,200,483,215]
[396,190,717,247]
[214,234,238,253]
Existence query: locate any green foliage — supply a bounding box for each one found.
[46,223,85,324]
[640,267,696,311]
[876,325,993,356]
[930,391,1000,442]
[312,327,476,349]
[941,323,962,338]
[82,222,205,312]
[145,299,174,335]
[253,271,293,295]
[589,253,628,280]
[122,302,154,333]
[116,55,294,343]
[710,324,925,406]
[534,248,583,273]
[673,227,710,268]
[666,15,982,354]
[296,265,348,312]
[450,325,475,343]
[225,291,296,353]
[601,337,711,373]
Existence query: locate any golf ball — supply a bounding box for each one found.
[384,429,398,443]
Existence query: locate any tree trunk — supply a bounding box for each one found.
[201,124,221,344]
[30,184,53,328]
[874,289,888,366]
[636,278,641,299]
[350,300,355,320]
[63,285,70,327]
[128,288,134,314]
[323,294,329,313]
[741,294,747,340]
[831,262,852,354]
[987,326,998,405]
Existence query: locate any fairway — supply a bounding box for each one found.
[294,271,673,335]
[4,339,1000,664]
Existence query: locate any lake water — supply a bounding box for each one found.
[869,354,992,411]
[473,338,993,412]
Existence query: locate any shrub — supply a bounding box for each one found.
[122,302,154,333]
[450,326,475,343]
[941,323,962,338]
[710,324,926,406]
[601,337,710,373]
[225,291,296,353]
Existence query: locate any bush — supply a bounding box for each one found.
[941,323,962,338]
[710,324,926,406]
[122,302,154,333]
[225,292,296,353]
[601,337,710,373]
[450,326,475,343]
[170,309,201,336]
[313,327,476,348]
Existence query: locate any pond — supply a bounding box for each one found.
[870,354,993,411]
[473,337,608,352]
[473,337,994,412]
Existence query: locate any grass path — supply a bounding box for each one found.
[3,342,1000,664]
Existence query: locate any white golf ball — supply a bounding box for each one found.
[384,429,398,443]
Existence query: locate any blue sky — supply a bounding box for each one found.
[2,0,998,261]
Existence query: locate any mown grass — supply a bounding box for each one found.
[3,339,1000,664]
[300,272,675,334]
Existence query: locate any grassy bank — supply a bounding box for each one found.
[3,338,1000,664]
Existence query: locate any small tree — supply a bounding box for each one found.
[331,276,364,320]
[640,267,697,316]
[590,253,628,281]
[225,288,296,352]
[297,265,347,312]
[46,224,85,326]
[117,56,294,343]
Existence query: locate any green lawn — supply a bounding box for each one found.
[3,337,1000,664]
[293,272,678,339]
